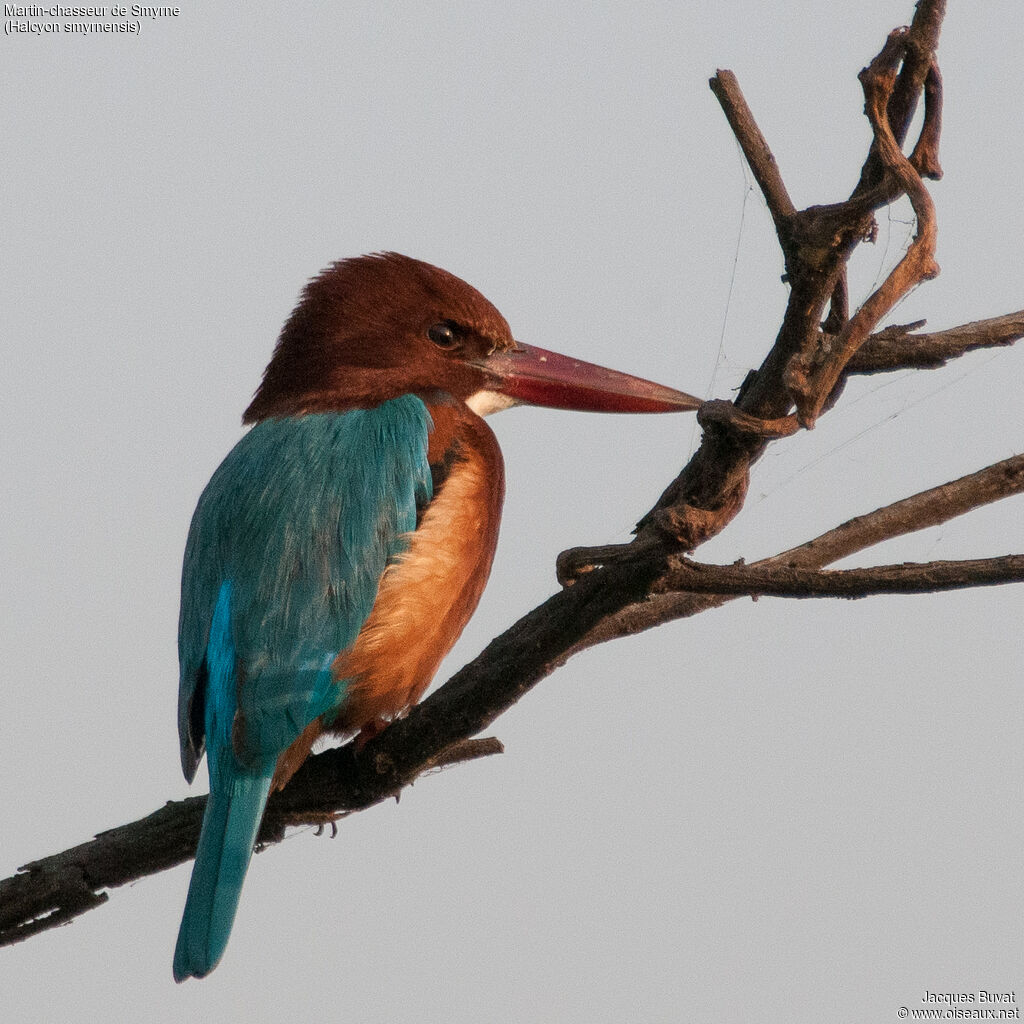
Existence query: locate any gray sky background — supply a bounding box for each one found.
[2,3,1021,1022]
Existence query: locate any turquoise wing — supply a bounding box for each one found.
[173,396,432,980]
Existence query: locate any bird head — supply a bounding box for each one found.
[243,252,701,422]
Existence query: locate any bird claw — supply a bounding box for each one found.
[354,718,389,750]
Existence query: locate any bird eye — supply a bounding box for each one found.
[427,322,460,350]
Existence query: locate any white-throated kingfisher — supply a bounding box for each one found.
[173,253,700,980]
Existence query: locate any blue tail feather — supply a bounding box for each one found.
[173,771,273,982]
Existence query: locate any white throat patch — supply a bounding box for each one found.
[465,389,520,417]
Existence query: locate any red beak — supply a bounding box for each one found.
[478,342,701,414]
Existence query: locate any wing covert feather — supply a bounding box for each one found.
[177,397,432,778]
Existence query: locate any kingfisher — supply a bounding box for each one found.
[172,252,701,981]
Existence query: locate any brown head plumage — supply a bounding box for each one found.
[244,253,515,422]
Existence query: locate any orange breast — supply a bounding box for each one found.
[271,400,504,790]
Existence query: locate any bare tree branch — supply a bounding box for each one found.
[658,554,1024,600]
[565,0,951,578]
[0,736,505,947]
[708,69,796,235]
[8,0,1016,956]
[850,312,1024,373]
[571,453,1024,651]
[785,30,941,426]
[5,446,1020,947]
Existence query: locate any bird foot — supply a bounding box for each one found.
[313,818,340,838]
[354,718,389,749]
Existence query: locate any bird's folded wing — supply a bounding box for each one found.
[177,396,433,780]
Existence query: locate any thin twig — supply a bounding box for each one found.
[786,32,941,426]
[709,70,796,235]
[658,554,1024,600]
[849,311,1024,373]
